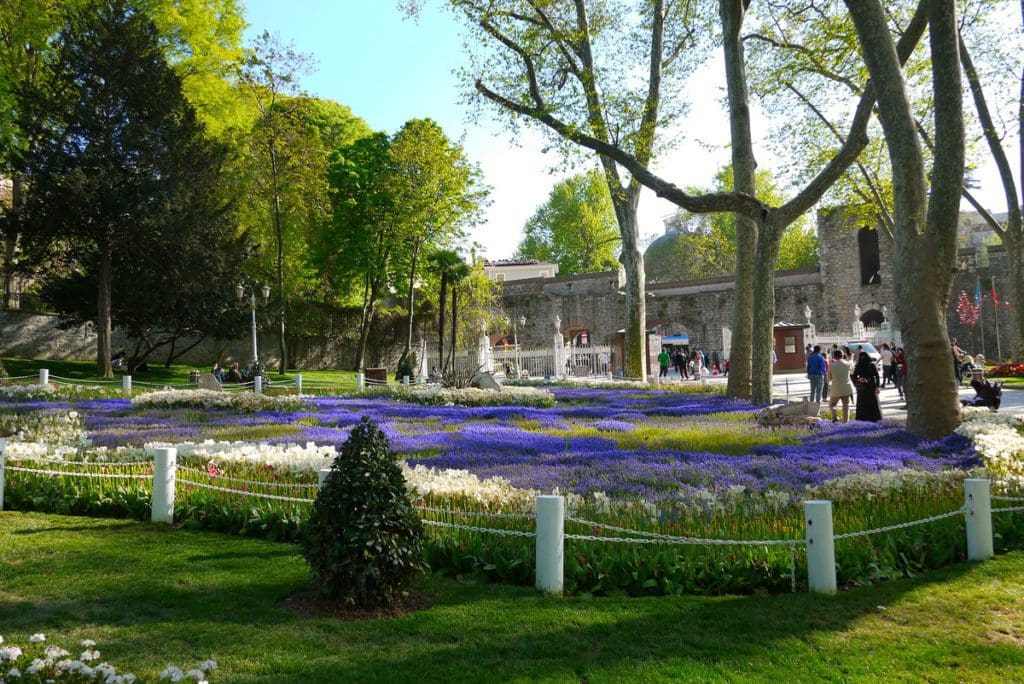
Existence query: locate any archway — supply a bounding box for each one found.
[860,308,885,330]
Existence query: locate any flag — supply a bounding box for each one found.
[975,278,983,307]
[991,277,1000,308]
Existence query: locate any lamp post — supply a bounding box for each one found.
[236,283,270,370]
[513,314,526,379]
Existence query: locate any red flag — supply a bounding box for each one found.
[991,281,1000,307]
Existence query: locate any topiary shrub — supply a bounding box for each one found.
[302,417,425,607]
[395,355,415,383]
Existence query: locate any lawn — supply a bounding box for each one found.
[1,511,1022,682]
[1,356,359,388]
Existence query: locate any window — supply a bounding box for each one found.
[860,309,885,329]
[858,227,881,285]
[784,336,796,354]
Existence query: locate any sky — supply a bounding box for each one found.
[240,1,1015,261]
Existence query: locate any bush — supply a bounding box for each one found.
[302,417,425,607]
[395,355,415,382]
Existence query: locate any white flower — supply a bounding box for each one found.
[199,660,218,672]
[185,668,206,680]
[0,646,23,661]
[28,634,45,644]
[43,646,69,658]
[80,639,96,648]
[160,666,184,682]
[80,648,100,662]
[7,667,21,678]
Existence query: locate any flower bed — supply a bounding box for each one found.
[393,384,555,407]
[0,382,121,402]
[986,362,1024,378]
[131,389,307,412]
[0,632,216,683]
[2,387,1022,595]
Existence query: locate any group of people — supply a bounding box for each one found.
[806,343,907,423]
[211,361,253,384]
[657,348,725,380]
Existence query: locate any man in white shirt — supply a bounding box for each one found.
[880,343,894,387]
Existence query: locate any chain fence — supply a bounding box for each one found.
[5,465,150,480]
[832,507,966,541]
[176,465,318,490]
[176,477,317,504]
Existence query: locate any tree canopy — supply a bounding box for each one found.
[516,169,620,276]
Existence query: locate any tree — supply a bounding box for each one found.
[321,132,398,371]
[16,0,232,377]
[236,30,317,374]
[388,119,486,370]
[844,0,965,436]
[421,0,713,382]
[516,169,620,276]
[956,3,1024,359]
[427,249,465,374]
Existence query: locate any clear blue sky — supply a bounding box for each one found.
[240,1,1015,258]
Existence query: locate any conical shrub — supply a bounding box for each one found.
[302,417,425,607]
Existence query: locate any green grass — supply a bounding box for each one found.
[1,356,359,388]
[2,511,1023,682]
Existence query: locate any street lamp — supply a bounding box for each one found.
[237,283,270,371]
[513,314,526,379]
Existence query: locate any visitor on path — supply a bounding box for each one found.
[658,348,670,378]
[807,345,827,403]
[951,338,965,385]
[827,349,854,423]
[821,352,830,401]
[880,343,894,387]
[893,347,906,399]
[673,350,686,379]
[212,362,224,383]
[690,351,702,380]
[851,351,882,422]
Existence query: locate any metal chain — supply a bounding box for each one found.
[176,465,317,489]
[415,505,535,520]
[2,375,36,381]
[6,457,150,468]
[49,377,122,386]
[992,495,1024,502]
[565,516,802,547]
[832,507,965,541]
[421,519,536,537]
[5,465,149,480]
[177,478,316,503]
[992,505,1024,514]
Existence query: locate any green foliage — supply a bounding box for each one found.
[645,167,818,282]
[302,418,425,606]
[517,169,620,275]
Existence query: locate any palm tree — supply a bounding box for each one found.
[447,259,471,373]
[427,249,464,373]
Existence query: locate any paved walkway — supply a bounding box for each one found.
[659,370,1024,422]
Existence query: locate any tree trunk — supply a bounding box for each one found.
[751,224,782,405]
[618,212,647,381]
[437,272,448,373]
[404,244,421,359]
[355,276,372,371]
[269,139,288,375]
[721,0,756,400]
[1008,235,1024,362]
[450,285,458,374]
[97,244,114,378]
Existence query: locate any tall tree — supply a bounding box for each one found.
[388,118,486,370]
[321,132,399,371]
[844,0,965,436]
[422,0,711,382]
[516,169,621,276]
[427,249,465,374]
[236,30,316,374]
[16,0,230,377]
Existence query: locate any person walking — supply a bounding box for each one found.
[827,349,854,423]
[806,345,827,403]
[851,351,882,422]
[880,343,894,387]
[658,347,670,378]
[893,347,906,399]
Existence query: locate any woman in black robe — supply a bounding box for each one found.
[851,351,882,422]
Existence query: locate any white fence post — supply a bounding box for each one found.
[122,375,132,395]
[357,372,365,392]
[254,376,263,394]
[318,468,331,488]
[151,447,177,524]
[294,373,302,394]
[535,495,565,594]
[964,478,993,561]
[0,438,6,511]
[38,368,49,386]
[804,500,837,594]
[402,375,410,386]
